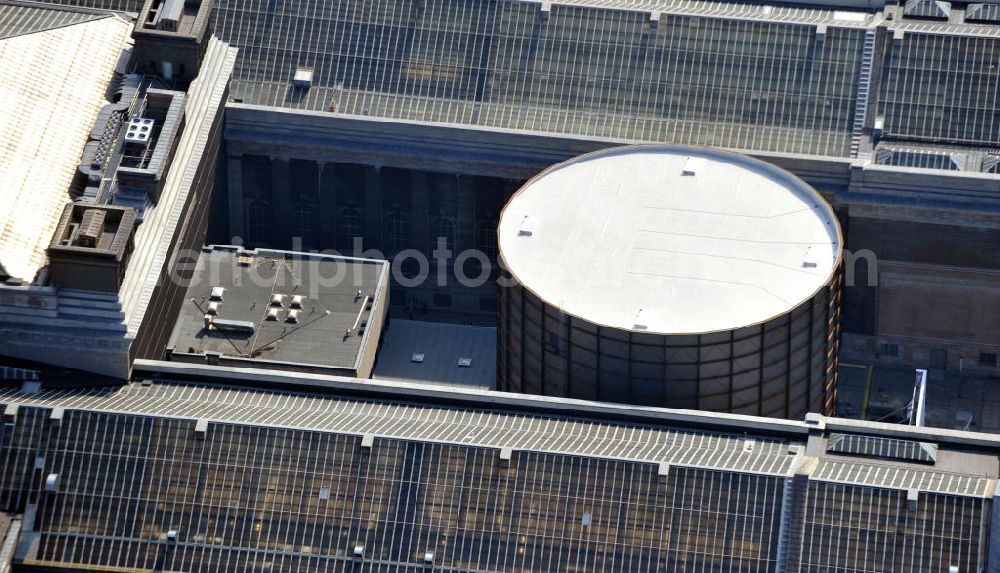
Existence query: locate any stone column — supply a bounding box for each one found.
[411,170,430,256]
[270,156,291,249]
[317,162,338,252]
[363,165,383,255]
[227,152,245,242]
[456,175,476,255]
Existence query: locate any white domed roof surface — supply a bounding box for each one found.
[498,145,843,334]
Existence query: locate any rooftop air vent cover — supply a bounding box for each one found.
[210,287,225,301]
[457,357,472,368]
[518,215,535,236]
[982,155,1000,174]
[286,309,300,323]
[967,3,1000,23]
[293,67,314,88]
[633,309,648,330]
[124,118,154,146]
[875,148,965,171]
[265,308,280,321]
[270,294,285,307]
[826,433,937,464]
[291,295,305,309]
[903,0,950,19]
[682,156,704,176]
[411,353,425,363]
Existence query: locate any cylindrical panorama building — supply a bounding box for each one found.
[498,145,843,419]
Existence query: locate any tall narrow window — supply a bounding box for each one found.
[477,220,498,261]
[339,206,363,254]
[385,211,409,255]
[247,201,270,246]
[295,201,317,250]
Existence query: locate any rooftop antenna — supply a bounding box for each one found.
[247,264,282,354]
[908,369,928,427]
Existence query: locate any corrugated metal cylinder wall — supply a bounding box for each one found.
[499,267,841,420]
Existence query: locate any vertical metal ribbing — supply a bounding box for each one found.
[806,297,815,416]
[627,331,634,404]
[540,295,547,396]
[518,283,526,394]
[785,317,793,419]
[695,334,702,412]
[564,313,571,401]
[728,330,734,413]
[595,325,602,402]
[497,278,504,391]
[758,323,766,417]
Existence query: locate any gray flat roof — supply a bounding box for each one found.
[167,246,388,372]
[373,319,497,390]
[498,145,841,334]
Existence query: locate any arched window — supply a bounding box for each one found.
[295,201,317,250]
[433,217,455,253]
[247,201,270,246]
[339,206,363,254]
[385,211,409,255]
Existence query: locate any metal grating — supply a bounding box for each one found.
[2,385,998,571]
[0,407,47,511]
[3,407,788,571]
[812,459,993,498]
[874,147,966,170]
[826,432,937,464]
[0,382,798,476]
[881,32,1000,146]
[800,480,987,572]
[212,0,867,157]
